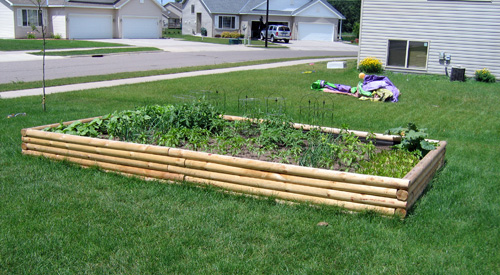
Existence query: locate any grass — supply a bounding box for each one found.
[29,47,161,56]
[164,33,286,47]
[0,39,128,51]
[1,61,499,273]
[0,56,339,92]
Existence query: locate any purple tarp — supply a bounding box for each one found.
[362,75,400,103]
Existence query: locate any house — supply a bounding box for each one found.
[0,0,165,39]
[181,0,345,41]
[163,1,182,28]
[358,0,500,78]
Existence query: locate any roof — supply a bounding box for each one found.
[164,1,181,10]
[197,0,344,19]
[7,0,163,10]
[199,0,249,14]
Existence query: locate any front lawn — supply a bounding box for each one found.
[0,56,337,92]
[164,33,286,47]
[0,39,128,51]
[29,47,161,56]
[1,61,499,273]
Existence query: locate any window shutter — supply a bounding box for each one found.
[234,16,239,29]
[17,9,23,26]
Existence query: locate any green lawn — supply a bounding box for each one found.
[29,47,161,56]
[1,61,499,273]
[0,56,338,92]
[164,33,286,47]
[0,39,128,51]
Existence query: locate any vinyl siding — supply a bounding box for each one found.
[0,0,15,38]
[118,0,162,38]
[358,0,500,78]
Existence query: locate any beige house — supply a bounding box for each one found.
[163,1,181,28]
[181,0,345,41]
[0,0,165,39]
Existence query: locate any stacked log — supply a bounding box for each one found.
[21,116,447,218]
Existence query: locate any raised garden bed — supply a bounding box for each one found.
[21,115,446,218]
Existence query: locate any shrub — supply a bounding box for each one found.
[474,68,496,83]
[352,22,360,38]
[385,123,437,158]
[221,31,240,38]
[26,32,36,39]
[53,33,62,39]
[358,57,383,74]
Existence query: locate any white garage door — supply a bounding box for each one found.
[122,16,159,39]
[68,14,113,39]
[298,23,334,41]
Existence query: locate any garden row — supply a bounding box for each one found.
[21,104,446,217]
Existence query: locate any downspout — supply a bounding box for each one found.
[338,19,342,41]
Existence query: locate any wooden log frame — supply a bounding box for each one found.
[20,116,447,218]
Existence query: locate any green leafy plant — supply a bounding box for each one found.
[385,123,437,158]
[474,68,496,83]
[43,104,422,177]
[357,149,420,178]
[26,32,36,39]
[352,22,360,38]
[44,116,109,138]
[358,57,383,74]
[299,126,376,171]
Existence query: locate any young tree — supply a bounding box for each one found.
[30,0,47,111]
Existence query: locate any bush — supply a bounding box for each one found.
[352,22,360,38]
[52,33,62,39]
[221,31,241,38]
[475,68,496,83]
[358,57,383,74]
[26,32,36,39]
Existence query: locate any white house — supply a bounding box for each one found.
[0,0,165,39]
[181,0,346,41]
[358,0,500,78]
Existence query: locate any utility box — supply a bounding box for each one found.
[327,61,347,69]
[450,67,466,82]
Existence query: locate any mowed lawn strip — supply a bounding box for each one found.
[1,61,499,273]
[0,39,128,51]
[29,47,161,56]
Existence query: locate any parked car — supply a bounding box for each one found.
[260,25,290,43]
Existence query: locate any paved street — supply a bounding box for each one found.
[0,39,358,84]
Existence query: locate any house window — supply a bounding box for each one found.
[217,15,237,29]
[21,9,43,27]
[191,5,195,14]
[387,40,428,69]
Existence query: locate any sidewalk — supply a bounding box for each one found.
[0,57,355,99]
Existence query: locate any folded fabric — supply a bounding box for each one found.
[311,80,352,94]
[359,89,393,102]
[362,75,400,102]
